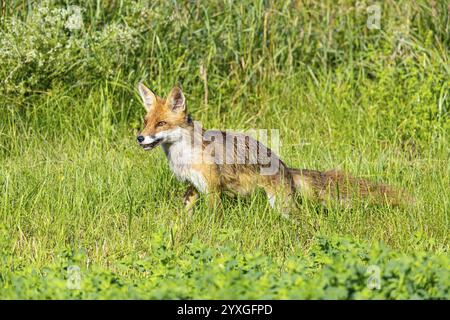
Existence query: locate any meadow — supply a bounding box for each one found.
[0,0,448,299]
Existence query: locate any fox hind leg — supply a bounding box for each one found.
[264,184,296,220]
[207,190,222,211]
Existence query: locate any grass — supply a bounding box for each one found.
[0,0,449,299]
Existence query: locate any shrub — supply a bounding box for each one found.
[0,235,448,299]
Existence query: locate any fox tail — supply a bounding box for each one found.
[289,168,414,207]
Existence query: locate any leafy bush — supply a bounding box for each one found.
[0,1,139,99]
[0,235,448,299]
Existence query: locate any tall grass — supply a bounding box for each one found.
[0,0,448,299]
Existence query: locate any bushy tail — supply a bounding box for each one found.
[289,168,413,206]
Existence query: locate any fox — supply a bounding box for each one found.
[136,82,410,217]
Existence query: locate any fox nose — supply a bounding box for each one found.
[137,135,145,143]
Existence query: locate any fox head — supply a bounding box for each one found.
[136,83,190,151]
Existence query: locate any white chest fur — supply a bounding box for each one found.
[162,138,208,193]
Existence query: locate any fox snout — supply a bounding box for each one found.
[137,134,163,151]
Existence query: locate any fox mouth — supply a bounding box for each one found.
[140,138,162,151]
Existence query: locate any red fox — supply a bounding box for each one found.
[136,83,410,217]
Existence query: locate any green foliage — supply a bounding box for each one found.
[0,235,448,299]
[0,0,449,299]
[0,1,139,99]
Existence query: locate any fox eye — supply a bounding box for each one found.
[143,119,148,126]
[156,121,167,127]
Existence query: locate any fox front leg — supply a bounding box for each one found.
[183,185,199,213]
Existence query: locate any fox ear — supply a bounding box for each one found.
[167,86,186,112]
[138,82,156,112]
